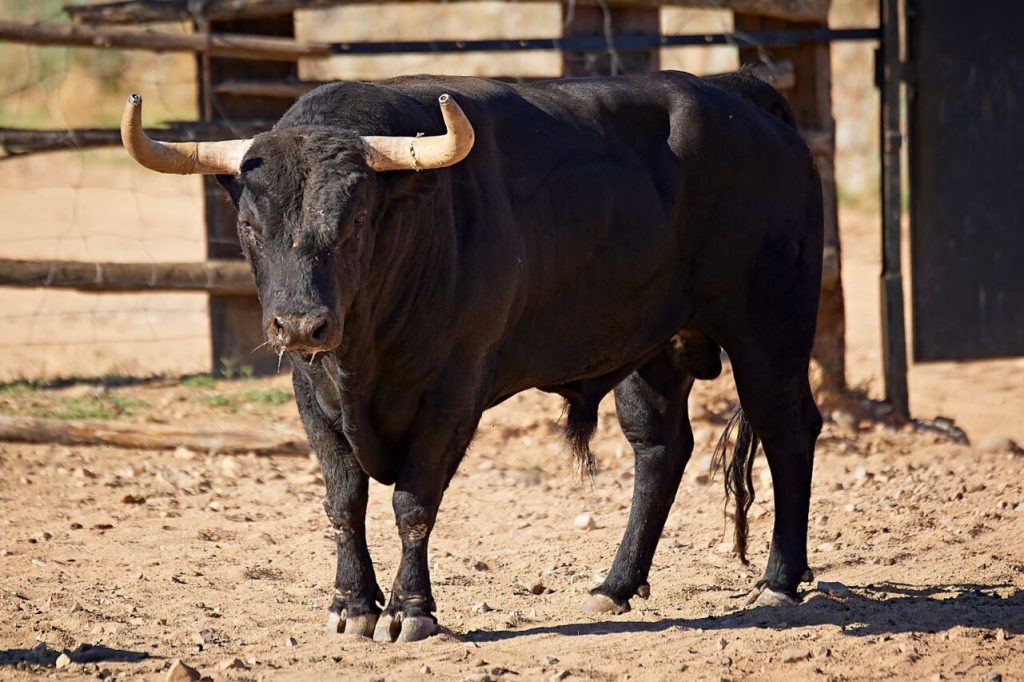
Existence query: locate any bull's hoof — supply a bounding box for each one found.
[325,609,379,637]
[744,584,799,608]
[372,614,436,643]
[580,593,631,615]
[635,583,651,599]
[801,568,815,583]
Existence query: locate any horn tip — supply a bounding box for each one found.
[438,93,451,105]
[128,93,142,105]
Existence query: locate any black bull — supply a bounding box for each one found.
[204,69,823,641]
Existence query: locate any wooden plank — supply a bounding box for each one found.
[0,121,273,157]
[0,258,256,295]
[0,19,331,61]
[211,60,794,100]
[65,0,830,25]
[0,415,309,456]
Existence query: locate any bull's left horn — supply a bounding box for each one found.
[361,94,475,172]
[121,93,252,175]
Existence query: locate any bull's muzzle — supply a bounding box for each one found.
[268,312,340,353]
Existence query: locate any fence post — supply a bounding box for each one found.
[196,14,298,375]
[734,7,847,397]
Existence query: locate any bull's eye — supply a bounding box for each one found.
[354,211,367,227]
[239,220,261,247]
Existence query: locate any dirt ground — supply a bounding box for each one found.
[1,368,1022,681]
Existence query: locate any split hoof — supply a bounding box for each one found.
[580,593,631,615]
[635,583,650,599]
[372,614,436,643]
[745,584,799,608]
[324,610,379,637]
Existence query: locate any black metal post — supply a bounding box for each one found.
[879,0,909,417]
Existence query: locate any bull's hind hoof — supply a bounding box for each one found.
[744,584,798,608]
[325,609,379,637]
[580,593,631,615]
[372,614,436,643]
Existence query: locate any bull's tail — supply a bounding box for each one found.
[711,406,760,564]
[565,400,598,482]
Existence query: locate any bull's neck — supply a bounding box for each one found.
[337,185,459,387]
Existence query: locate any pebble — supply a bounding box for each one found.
[165,659,200,681]
[173,446,197,461]
[779,647,811,663]
[817,581,851,597]
[463,675,491,682]
[831,410,857,430]
[420,665,432,675]
[473,560,489,571]
[720,656,732,666]
[285,636,298,647]
[55,653,72,668]
[550,672,570,681]
[986,673,1002,682]
[573,514,596,531]
[717,638,728,650]
[121,494,146,505]
[529,581,547,595]
[979,435,1022,455]
[472,602,493,613]
[852,465,869,481]
[544,656,559,665]
[218,658,248,670]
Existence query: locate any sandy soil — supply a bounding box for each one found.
[1,371,1022,681]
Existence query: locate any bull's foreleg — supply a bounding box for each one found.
[293,374,383,637]
[374,419,474,643]
[584,351,694,614]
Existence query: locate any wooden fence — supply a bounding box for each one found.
[0,0,849,394]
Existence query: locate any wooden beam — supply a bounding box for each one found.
[0,416,310,456]
[65,0,830,25]
[0,20,331,61]
[0,121,273,158]
[0,258,257,296]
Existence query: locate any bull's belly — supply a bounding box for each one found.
[493,285,693,396]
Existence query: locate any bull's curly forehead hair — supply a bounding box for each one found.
[238,126,373,247]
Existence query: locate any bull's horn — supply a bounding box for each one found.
[121,93,252,175]
[361,94,475,172]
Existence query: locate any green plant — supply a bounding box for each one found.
[182,374,217,389]
[242,388,291,405]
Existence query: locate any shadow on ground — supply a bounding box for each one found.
[466,584,1024,643]
[0,642,153,668]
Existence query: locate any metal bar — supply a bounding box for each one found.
[879,0,910,417]
[327,28,880,56]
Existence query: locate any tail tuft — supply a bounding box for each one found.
[565,400,598,482]
[711,406,760,564]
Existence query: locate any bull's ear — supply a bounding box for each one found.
[216,174,244,206]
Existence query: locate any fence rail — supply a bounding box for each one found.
[0,259,256,296]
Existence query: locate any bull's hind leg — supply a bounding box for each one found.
[583,347,694,614]
[728,346,822,604]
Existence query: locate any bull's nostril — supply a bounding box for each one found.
[310,319,329,343]
[271,317,285,333]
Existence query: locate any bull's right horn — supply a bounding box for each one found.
[121,93,252,175]
[361,94,475,172]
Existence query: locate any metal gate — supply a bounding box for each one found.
[906,0,1024,361]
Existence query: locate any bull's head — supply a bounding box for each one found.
[120,93,474,358]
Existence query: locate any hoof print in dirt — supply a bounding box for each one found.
[580,593,631,615]
[372,614,436,643]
